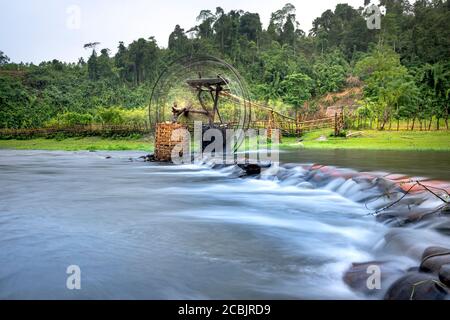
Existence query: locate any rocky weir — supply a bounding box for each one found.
[264,164,450,299]
[278,164,449,300]
[298,165,450,300]
[144,155,450,300]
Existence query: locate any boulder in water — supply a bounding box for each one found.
[420,246,450,274]
[384,272,448,300]
[438,264,450,288]
[238,163,261,176]
[343,261,402,295]
[140,153,156,162]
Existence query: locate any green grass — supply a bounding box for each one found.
[0,136,153,151]
[280,129,450,151]
[0,130,449,152]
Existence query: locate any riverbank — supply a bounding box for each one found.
[0,129,449,151]
[0,136,153,151]
[281,129,450,151]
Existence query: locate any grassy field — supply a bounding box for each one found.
[0,130,449,151]
[281,129,450,151]
[0,136,153,151]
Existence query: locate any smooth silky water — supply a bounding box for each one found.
[0,149,449,299]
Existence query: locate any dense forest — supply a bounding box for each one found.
[0,0,449,130]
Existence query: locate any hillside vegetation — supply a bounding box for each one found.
[0,1,449,133]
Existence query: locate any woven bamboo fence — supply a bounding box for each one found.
[0,124,150,139]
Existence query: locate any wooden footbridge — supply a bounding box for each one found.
[169,76,344,137]
[220,92,342,136]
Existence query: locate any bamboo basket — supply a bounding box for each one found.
[154,122,185,162]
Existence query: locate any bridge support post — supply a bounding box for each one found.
[267,111,282,143]
[334,111,345,136]
[334,112,339,136]
[296,114,301,137]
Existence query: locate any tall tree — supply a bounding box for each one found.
[87,50,99,80]
[267,3,300,46]
[0,51,10,65]
[281,73,314,119]
[168,25,191,56]
[196,10,216,39]
[239,12,262,43]
[127,37,160,85]
[115,41,131,82]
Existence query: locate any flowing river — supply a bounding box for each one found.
[0,149,449,299]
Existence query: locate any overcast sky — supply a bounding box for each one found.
[0,0,366,64]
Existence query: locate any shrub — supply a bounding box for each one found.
[94,107,124,125]
[44,112,93,127]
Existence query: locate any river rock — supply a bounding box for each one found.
[401,209,435,224]
[238,163,261,176]
[420,246,450,273]
[384,272,448,300]
[439,264,450,287]
[376,209,432,226]
[140,153,156,162]
[343,261,401,295]
[375,192,434,225]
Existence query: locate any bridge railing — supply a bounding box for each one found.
[246,116,336,135]
[195,116,337,135]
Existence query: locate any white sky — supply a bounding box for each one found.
[0,0,366,63]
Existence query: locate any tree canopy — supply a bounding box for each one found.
[0,1,449,129]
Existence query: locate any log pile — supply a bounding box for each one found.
[154,122,185,162]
